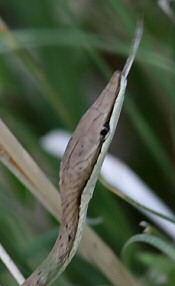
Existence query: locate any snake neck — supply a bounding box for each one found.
[22,190,82,286]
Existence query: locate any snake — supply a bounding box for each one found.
[22,22,143,286]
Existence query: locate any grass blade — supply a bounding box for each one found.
[0,243,25,285]
[122,234,175,263]
[0,17,73,129]
[0,118,141,286]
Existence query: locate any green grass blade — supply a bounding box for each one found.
[122,234,175,263]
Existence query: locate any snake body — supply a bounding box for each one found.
[23,71,126,286]
[22,23,142,286]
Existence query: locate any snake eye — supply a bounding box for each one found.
[100,122,110,139]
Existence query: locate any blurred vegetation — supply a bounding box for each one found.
[0,0,175,285]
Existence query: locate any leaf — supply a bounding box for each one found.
[122,234,175,264]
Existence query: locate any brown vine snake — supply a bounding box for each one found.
[22,22,143,286]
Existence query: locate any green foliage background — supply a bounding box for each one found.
[1,1,175,285]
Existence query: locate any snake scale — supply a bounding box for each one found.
[22,22,142,286]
